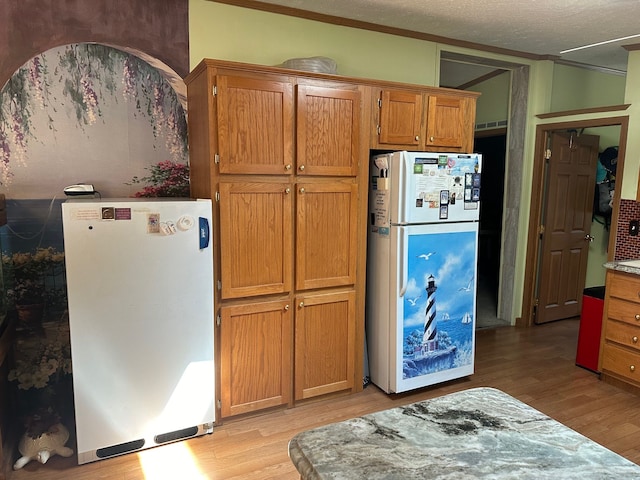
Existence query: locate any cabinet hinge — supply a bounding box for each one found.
[216,314,221,327]
[377,125,381,135]
[377,98,382,108]
[215,191,220,202]
[214,153,220,165]
[217,279,222,290]
[213,85,217,96]
[217,399,221,409]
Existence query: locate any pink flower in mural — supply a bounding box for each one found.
[127,160,189,198]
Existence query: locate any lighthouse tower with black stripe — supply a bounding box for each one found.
[422,274,438,354]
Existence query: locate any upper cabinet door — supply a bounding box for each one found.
[425,94,475,151]
[216,75,294,175]
[378,89,422,147]
[296,84,360,177]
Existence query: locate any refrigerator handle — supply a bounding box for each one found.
[398,226,407,297]
[199,217,210,249]
[398,153,407,223]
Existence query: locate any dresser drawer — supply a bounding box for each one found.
[609,272,640,303]
[601,343,640,383]
[606,298,640,327]
[604,319,640,351]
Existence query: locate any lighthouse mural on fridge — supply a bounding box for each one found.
[366,151,481,393]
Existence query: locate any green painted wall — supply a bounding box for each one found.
[551,64,626,112]
[189,1,437,85]
[473,72,510,127]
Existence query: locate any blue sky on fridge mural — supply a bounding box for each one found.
[0,43,189,323]
[403,230,476,379]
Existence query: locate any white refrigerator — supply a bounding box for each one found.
[366,151,481,393]
[62,198,215,464]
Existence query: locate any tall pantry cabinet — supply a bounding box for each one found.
[185,59,368,418]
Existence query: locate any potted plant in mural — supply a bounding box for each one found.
[8,321,73,436]
[4,247,66,327]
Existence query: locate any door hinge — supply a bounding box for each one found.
[212,85,217,96]
[545,148,552,160]
[538,224,545,237]
[217,399,222,409]
[214,153,220,165]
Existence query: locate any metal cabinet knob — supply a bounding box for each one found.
[429,136,434,142]
[415,135,419,141]
[285,187,290,194]
[299,301,304,308]
[634,336,638,343]
[284,304,289,311]
[299,165,305,171]
[631,365,636,372]
[299,187,305,194]
[285,164,292,171]
[635,314,640,321]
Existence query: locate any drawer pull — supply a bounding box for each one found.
[635,314,640,321]
[631,365,636,372]
[634,336,639,343]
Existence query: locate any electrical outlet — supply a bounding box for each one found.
[630,220,639,236]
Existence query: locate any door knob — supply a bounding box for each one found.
[584,234,594,242]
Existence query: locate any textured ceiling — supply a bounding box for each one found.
[247,0,640,75]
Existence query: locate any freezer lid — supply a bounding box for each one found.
[385,151,482,225]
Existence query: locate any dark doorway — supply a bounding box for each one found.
[475,133,506,319]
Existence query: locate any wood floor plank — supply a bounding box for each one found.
[10,318,640,479]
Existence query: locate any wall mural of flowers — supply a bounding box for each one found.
[0,43,191,435]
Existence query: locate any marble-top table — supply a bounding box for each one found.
[288,387,640,479]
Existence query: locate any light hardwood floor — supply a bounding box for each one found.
[10,318,640,479]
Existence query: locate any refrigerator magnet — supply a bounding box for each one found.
[440,190,449,205]
[439,204,448,219]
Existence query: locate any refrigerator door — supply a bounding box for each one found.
[62,199,215,464]
[373,151,481,225]
[390,221,477,393]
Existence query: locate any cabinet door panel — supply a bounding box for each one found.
[378,90,422,147]
[216,75,294,175]
[295,290,355,400]
[425,94,473,150]
[219,182,293,298]
[297,85,360,176]
[296,182,358,290]
[220,300,292,417]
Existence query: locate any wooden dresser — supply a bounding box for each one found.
[600,268,640,390]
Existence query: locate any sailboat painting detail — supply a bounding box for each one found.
[402,230,476,380]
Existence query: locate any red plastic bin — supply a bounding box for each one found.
[575,286,605,373]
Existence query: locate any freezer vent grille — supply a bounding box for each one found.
[155,426,199,444]
[96,439,145,458]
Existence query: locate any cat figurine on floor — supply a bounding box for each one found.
[13,423,74,469]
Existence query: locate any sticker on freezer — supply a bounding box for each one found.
[402,231,476,380]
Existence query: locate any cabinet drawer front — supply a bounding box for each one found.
[605,320,640,351]
[609,273,640,303]
[607,298,640,327]
[601,343,640,382]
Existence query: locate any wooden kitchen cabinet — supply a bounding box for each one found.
[296,83,360,176]
[219,299,292,417]
[294,290,356,400]
[373,88,478,153]
[218,181,293,299]
[186,59,369,418]
[295,181,358,290]
[599,269,640,390]
[216,74,294,175]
